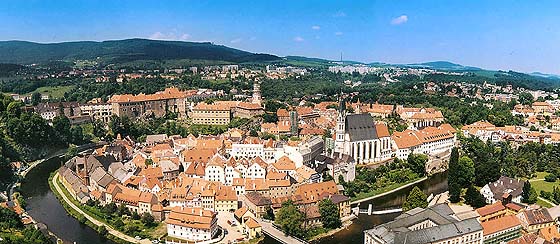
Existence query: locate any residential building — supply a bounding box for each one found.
[517,208,554,233]
[481,215,522,244]
[363,204,483,244]
[166,207,218,242]
[480,176,524,204]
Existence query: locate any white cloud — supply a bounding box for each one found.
[311,25,321,30]
[149,32,166,39]
[333,11,346,17]
[230,38,242,44]
[391,15,408,25]
[180,33,191,40]
[334,31,343,36]
[149,31,190,40]
[293,36,305,42]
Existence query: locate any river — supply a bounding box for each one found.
[20,154,447,244]
[20,155,115,244]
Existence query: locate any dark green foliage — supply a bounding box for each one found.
[275,200,304,238]
[407,154,428,176]
[464,185,486,208]
[522,181,538,204]
[98,225,108,236]
[263,206,275,221]
[544,173,557,182]
[448,147,461,202]
[141,212,154,226]
[318,199,342,229]
[0,39,280,64]
[402,186,428,211]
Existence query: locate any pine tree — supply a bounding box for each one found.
[464,185,486,208]
[522,180,531,203]
[448,147,461,202]
[402,186,428,211]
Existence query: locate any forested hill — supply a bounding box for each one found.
[0,39,280,64]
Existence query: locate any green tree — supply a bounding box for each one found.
[457,156,475,187]
[518,92,534,105]
[141,212,155,226]
[402,186,428,211]
[263,206,275,221]
[407,154,428,176]
[31,92,41,106]
[53,115,71,144]
[464,185,486,208]
[448,147,462,202]
[318,199,342,229]
[275,200,304,238]
[522,181,538,204]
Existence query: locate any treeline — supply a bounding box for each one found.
[0,94,80,189]
[0,207,51,243]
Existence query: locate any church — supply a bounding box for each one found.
[334,98,392,164]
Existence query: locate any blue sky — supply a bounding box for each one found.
[1,0,559,74]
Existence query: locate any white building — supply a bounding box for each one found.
[480,176,524,204]
[334,100,392,164]
[166,207,218,242]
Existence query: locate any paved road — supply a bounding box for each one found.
[52,172,151,244]
[216,211,244,243]
[259,219,307,244]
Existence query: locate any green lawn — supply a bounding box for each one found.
[350,177,425,202]
[25,85,75,99]
[537,198,554,208]
[525,171,559,193]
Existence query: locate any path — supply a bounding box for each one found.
[259,220,308,244]
[538,197,558,207]
[351,177,428,205]
[52,172,151,244]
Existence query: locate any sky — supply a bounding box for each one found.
[1,0,560,74]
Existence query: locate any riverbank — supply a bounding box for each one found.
[351,176,428,205]
[50,172,150,244]
[308,215,356,242]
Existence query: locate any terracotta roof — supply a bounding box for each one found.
[109,87,188,103]
[481,215,521,235]
[166,206,216,230]
[476,201,506,217]
[182,148,216,162]
[392,130,423,149]
[234,207,248,219]
[245,217,261,229]
[272,156,296,171]
[296,181,339,204]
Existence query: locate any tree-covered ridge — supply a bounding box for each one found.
[0,39,280,65]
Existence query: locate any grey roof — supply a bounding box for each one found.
[364,204,483,244]
[345,114,379,141]
[488,176,524,200]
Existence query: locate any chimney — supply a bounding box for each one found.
[200,209,203,217]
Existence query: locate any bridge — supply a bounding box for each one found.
[259,219,309,244]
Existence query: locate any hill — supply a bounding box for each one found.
[404,61,482,71]
[0,39,280,64]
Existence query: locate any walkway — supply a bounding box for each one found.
[52,172,151,244]
[351,176,428,205]
[259,219,308,244]
[538,197,558,207]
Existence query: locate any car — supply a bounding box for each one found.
[151,240,159,244]
[135,236,141,240]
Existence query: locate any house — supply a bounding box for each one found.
[311,153,356,183]
[241,192,272,218]
[517,208,554,233]
[165,207,218,242]
[480,176,524,204]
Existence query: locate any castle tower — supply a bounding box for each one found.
[335,94,346,154]
[252,81,262,105]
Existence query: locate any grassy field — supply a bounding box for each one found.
[537,198,554,208]
[526,171,558,193]
[24,85,75,99]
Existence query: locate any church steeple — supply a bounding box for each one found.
[335,92,346,154]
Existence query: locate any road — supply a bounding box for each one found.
[52,172,151,244]
[259,219,307,244]
[216,211,244,243]
[538,196,558,207]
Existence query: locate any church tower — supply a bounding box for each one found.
[252,81,262,105]
[335,94,346,154]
